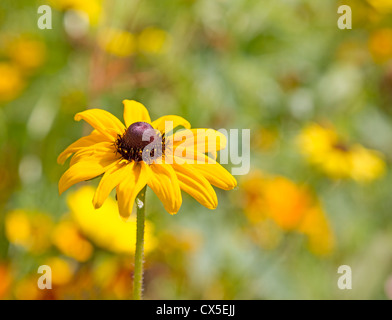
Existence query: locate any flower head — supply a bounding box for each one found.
[296,123,385,182]
[0,62,24,102]
[241,171,335,256]
[5,209,53,254]
[58,100,236,217]
[369,29,392,63]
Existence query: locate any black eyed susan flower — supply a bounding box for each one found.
[58,100,237,218]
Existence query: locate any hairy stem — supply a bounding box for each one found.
[133,185,147,300]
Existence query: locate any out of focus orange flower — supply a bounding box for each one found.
[14,277,42,300]
[369,29,392,63]
[52,220,94,262]
[298,206,335,256]
[262,177,311,230]
[242,172,311,230]
[241,172,334,256]
[5,37,46,72]
[0,62,24,102]
[45,257,75,286]
[0,264,12,299]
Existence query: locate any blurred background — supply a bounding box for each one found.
[1,0,392,299]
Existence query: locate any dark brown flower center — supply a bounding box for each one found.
[115,122,164,163]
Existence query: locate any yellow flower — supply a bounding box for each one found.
[242,173,311,230]
[262,177,311,231]
[67,186,156,254]
[5,210,53,254]
[0,62,24,102]
[58,100,236,217]
[45,257,75,286]
[14,277,43,300]
[6,37,46,72]
[298,206,335,256]
[49,0,102,25]
[137,27,169,54]
[349,145,386,182]
[52,220,94,262]
[297,123,385,182]
[98,28,136,57]
[367,0,392,13]
[241,172,335,256]
[369,29,392,63]
[240,171,268,224]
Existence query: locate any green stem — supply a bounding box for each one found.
[133,185,147,300]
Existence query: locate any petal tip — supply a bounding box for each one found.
[74,113,82,121]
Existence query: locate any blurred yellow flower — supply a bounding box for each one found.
[49,0,102,25]
[297,123,385,182]
[5,210,53,254]
[242,173,311,230]
[350,145,386,182]
[367,0,392,13]
[240,171,268,224]
[6,37,46,72]
[241,172,335,256]
[0,62,24,102]
[98,28,136,57]
[92,257,133,299]
[263,177,311,231]
[137,27,169,54]
[369,29,392,63]
[45,257,75,286]
[14,277,42,300]
[52,220,94,262]
[298,206,335,256]
[67,186,157,254]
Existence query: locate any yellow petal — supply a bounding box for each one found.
[171,149,212,164]
[59,156,119,195]
[69,142,117,167]
[123,100,151,127]
[172,128,227,154]
[151,115,191,134]
[75,109,125,140]
[93,161,128,209]
[172,163,218,209]
[116,162,149,219]
[57,130,109,165]
[191,163,237,190]
[146,163,182,215]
